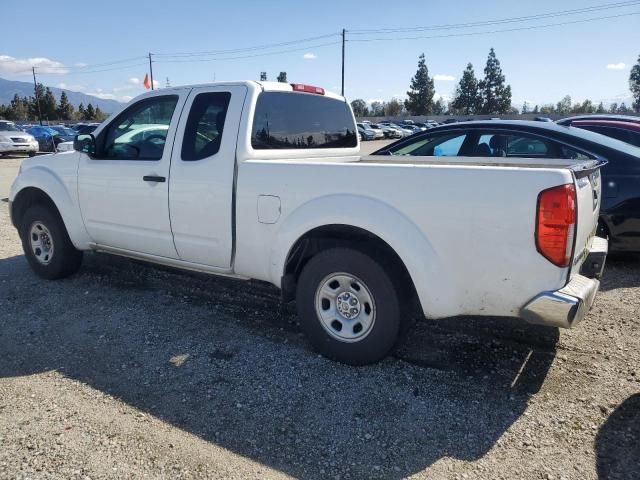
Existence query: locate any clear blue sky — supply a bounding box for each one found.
[2,0,639,107]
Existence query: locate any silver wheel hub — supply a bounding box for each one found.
[29,222,54,265]
[314,273,376,343]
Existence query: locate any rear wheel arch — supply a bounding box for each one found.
[281,224,419,312]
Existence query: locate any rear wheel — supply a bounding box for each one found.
[19,205,83,279]
[296,247,402,365]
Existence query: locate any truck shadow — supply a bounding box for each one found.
[596,393,640,480]
[599,254,640,292]
[0,252,558,479]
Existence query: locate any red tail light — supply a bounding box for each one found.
[536,184,576,267]
[291,83,325,95]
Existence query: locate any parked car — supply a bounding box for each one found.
[372,123,402,139]
[373,120,640,253]
[556,119,640,147]
[357,124,376,140]
[400,124,422,134]
[10,82,606,365]
[0,120,38,157]
[26,126,73,152]
[556,115,640,126]
[378,122,413,137]
[366,124,385,139]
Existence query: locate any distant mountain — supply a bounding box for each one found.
[0,77,123,113]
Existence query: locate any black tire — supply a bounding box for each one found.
[296,247,402,365]
[28,151,37,157]
[19,205,83,280]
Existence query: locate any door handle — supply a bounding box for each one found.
[143,175,166,183]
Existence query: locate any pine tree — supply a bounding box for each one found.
[451,63,479,114]
[596,102,606,113]
[29,83,46,120]
[42,87,57,120]
[478,48,512,114]
[85,103,96,120]
[609,102,618,114]
[94,106,107,121]
[404,53,435,115]
[630,54,640,112]
[56,91,74,120]
[277,72,287,83]
[618,102,629,114]
[522,102,530,114]
[532,105,539,114]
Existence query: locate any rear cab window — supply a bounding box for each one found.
[251,92,357,149]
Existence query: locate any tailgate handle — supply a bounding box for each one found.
[143,175,166,183]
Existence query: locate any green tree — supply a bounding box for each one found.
[478,48,512,114]
[77,103,86,120]
[521,101,530,114]
[630,54,640,112]
[350,99,369,117]
[384,98,403,117]
[85,103,96,120]
[556,95,572,115]
[596,102,606,113]
[609,102,618,113]
[94,106,107,122]
[29,83,46,120]
[42,87,57,120]
[451,63,479,114]
[433,97,446,115]
[404,53,435,115]
[532,105,539,114]
[618,102,629,113]
[276,72,287,83]
[540,104,555,115]
[9,94,29,120]
[370,101,385,116]
[56,91,74,120]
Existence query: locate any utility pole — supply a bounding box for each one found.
[32,67,43,125]
[341,28,346,96]
[148,53,155,90]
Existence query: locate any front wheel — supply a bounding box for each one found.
[296,248,402,365]
[19,205,83,279]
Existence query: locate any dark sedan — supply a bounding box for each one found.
[373,120,640,253]
[26,126,75,152]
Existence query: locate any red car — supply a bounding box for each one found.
[557,116,640,147]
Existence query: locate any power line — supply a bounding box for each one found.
[349,11,640,42]
[348,0,640,34]
[154,33,339,58]
[153,41,340,64]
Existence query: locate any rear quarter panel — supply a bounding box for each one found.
[234,159,574,319]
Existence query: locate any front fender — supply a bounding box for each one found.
[269,194,457,319]
[10,161,92,250]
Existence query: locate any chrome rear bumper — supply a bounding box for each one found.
[521,237,607,329]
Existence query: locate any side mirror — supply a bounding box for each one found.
[74,134,95,156]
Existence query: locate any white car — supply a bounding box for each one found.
[9,81,606,365]
[0,121,38,156]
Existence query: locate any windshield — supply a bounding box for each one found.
[0,122,22,132]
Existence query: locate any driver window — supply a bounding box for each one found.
[101,95,178,160]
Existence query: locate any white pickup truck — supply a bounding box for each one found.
[9,81,607,364]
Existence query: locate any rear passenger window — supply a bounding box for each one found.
[182,92,231,161]
[251,92,357,149]
[506,135,549,156]
[392,133,467,156]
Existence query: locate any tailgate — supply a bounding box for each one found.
[570,161,604,276]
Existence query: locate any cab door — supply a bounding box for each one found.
[168,85,247,268]
[78,91,189,258]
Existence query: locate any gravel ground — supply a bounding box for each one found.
[0,154,639,479]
